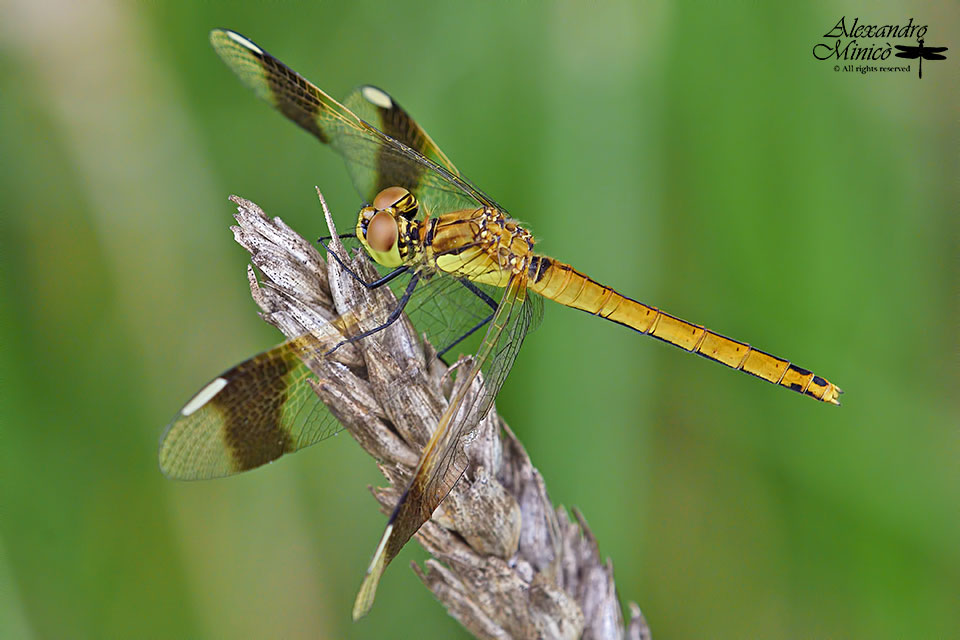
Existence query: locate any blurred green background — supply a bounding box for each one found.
[2,1,957,638]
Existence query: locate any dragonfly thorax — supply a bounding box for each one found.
[427,206,537,287]
[476,209,536,275]
[356,187,423,268]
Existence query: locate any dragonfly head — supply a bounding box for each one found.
[356,187,420,268]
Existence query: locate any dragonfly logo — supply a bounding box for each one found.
[812,16,949,79]
[893,40,949,79]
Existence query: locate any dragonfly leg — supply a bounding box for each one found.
[324,272,422,356]
[317,232,356,242]
[436,280,498,360]
[354,265,409,289]
[460,279,498,311]
[318,235,410,289]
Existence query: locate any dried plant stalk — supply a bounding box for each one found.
[229,192,651,640]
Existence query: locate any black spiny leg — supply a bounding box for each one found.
[325,272,422,356]
[318,234,409,289]
[436,279,498,360]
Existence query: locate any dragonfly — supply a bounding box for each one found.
[894,39,948,79]
[160,28,843,620]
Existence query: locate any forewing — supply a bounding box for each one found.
[160,332,346,480]
[415,277,542,515]
[210,30,497,216]
[342,84,460,191]
[353,274,541,619]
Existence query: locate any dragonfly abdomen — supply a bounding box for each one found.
[528,257,842,404]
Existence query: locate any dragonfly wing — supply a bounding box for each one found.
[159,329,354,480]
[210,30,498,216]
[894,45,918,58]
[353,274,541,619]
[160,229,516,481]
[342,84,460,178]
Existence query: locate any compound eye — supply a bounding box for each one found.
[373,186,410,211]
[366,211,398,253]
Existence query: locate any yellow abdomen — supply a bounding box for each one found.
[527,256,842,404]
